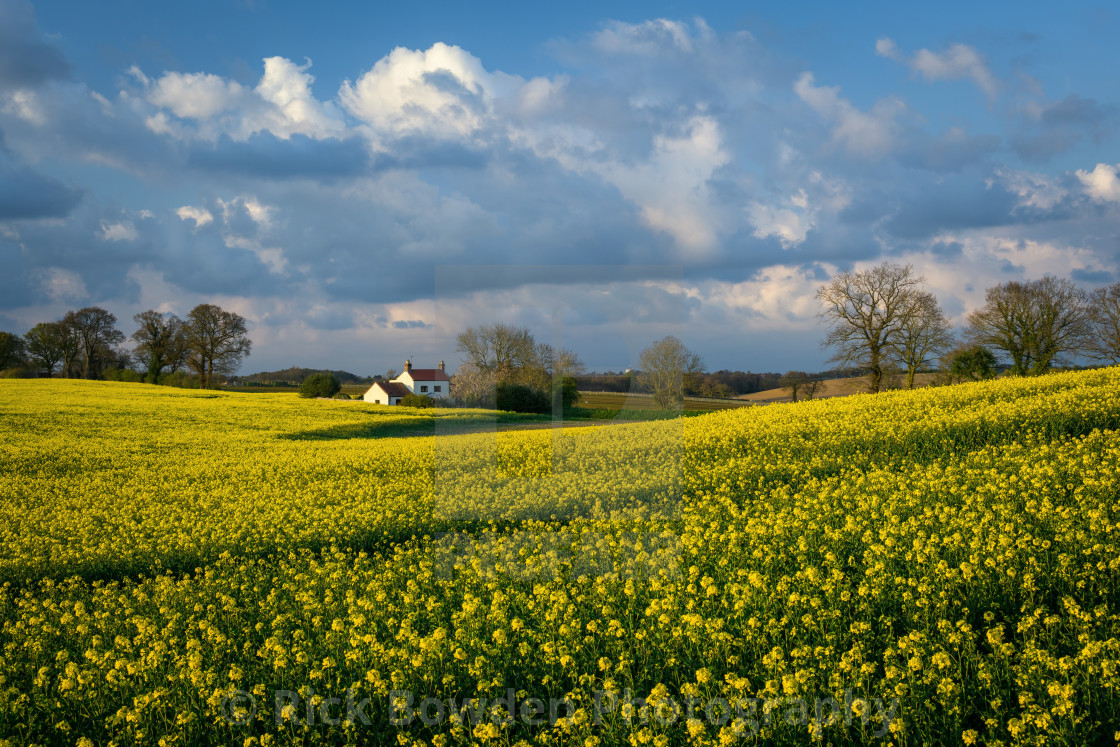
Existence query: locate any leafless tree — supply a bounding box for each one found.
[966,277,1089,376]
[893,290,954,389]
[801,378,823,400]
[817,262,923,393]
[780,371,809,402]
[638,336,704,410]
[456,323,583,393]
[456,323,536,378]
[450,361,499,408]
[62,307,125,379]
[1085,282,1120,365]
[184,304,252,388]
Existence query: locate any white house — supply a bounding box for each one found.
[363,360,451,404]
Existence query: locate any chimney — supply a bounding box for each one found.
[404,359,412,372]
[439,360,445,371]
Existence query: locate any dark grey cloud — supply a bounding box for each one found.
[882,173,1019,240]
[187,133,372,179]
[0,0,69,90]
[1012,95,1118,163]
[1071,267,1115,284]
[370,138,488,171]
[0,163,82,219]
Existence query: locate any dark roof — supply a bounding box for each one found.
[371,381,411,397]
[405,368,451,382]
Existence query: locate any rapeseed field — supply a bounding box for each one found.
[0,372,1117,745]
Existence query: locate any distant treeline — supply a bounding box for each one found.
[576,368,867,398]
[231,367,371,386]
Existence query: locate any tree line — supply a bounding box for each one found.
[0,304,251,387]
[818,263,1120,393]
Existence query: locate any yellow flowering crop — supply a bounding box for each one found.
[0,370,1118,745]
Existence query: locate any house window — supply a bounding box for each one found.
[421,385,428,392]
[434,385,441,392]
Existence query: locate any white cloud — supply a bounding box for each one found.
[1076,163,1120,203]
[596,116,730,253]
[993,167,1067,211]
[141,58,344,141]
[224,235,289,275]
[175,205,214,229]
[251,56,346,139]
[148,71,246,119]
[99,220,137,241]
[2,88,46,124]
[33,267,87,302]
[794,72,902,158]
[746,173,849,248]
[339,42,509,140]
[748,191,815,248]
[876,37,998,99]
[590,18,711,56]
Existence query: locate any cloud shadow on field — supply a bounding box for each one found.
[276,408,550,440]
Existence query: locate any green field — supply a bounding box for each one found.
[575,390,753,412]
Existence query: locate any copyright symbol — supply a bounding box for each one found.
[221,689,257,726]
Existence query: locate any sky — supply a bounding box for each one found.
[2,0,1119,375]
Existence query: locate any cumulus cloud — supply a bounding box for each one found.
[148,72,246,119]
[2,8,1119,372]
[876,37,998,99]
[594,116,730,253]
[175,205,213,229]
[1076,163,1120,203]
[794,72,903,158]
[993,168,1068,212]
[99,220,138,241]
[32,266,87,302]
[339,42,505,140]
[141,57,345,141]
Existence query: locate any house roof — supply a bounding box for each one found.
[403,369,450,382]
[370,381,411,397]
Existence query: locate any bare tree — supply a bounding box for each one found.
[801,378,823,400]
[184,304,252,388]
[456,323,536,378]
[455,324,583,396]
[450,362,499,408]
[966,277,1089,376]
[23,321,70,376]
[817,262,923,393]
[62,307,125,379]
[638,336,704,410]
[780,371,808,402]
[893,291,954,389]
[132,311,188,383]
[1085,282,1120,364]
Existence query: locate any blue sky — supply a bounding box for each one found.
[2,0,1119,375]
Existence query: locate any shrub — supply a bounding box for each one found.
[161,370,200,389]
[400,393,435,408]
[496,383,550,413]
[554,376,580,410]
[0,367,36,379]
[103,367,144,383]
[947,345,999,383]
[299,373,341,399]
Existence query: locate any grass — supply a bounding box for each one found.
[576,390,754,412]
